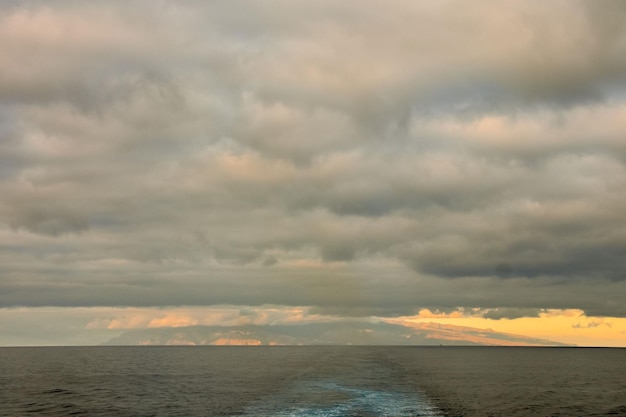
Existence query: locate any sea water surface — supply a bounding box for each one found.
[0,346,625,416]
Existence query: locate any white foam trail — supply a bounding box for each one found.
[244,381,442,417]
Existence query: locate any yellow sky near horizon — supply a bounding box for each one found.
[1,306,626,347]
[389,309,626,347]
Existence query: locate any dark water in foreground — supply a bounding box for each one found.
[0,346,625,417]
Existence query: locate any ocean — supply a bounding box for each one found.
[0,346,624,416]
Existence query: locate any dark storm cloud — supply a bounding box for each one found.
[1,0,626,319]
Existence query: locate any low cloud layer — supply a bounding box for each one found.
[2,1,626,319]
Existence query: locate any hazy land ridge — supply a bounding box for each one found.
[103,321,570,346]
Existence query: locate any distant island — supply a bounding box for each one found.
[103,321,571,347]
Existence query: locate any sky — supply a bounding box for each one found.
[1,0,626,347]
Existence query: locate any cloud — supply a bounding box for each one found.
[482,308,543,320]
[84,306,327,330]
[1,0,626,323]
[572,320,612,329]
